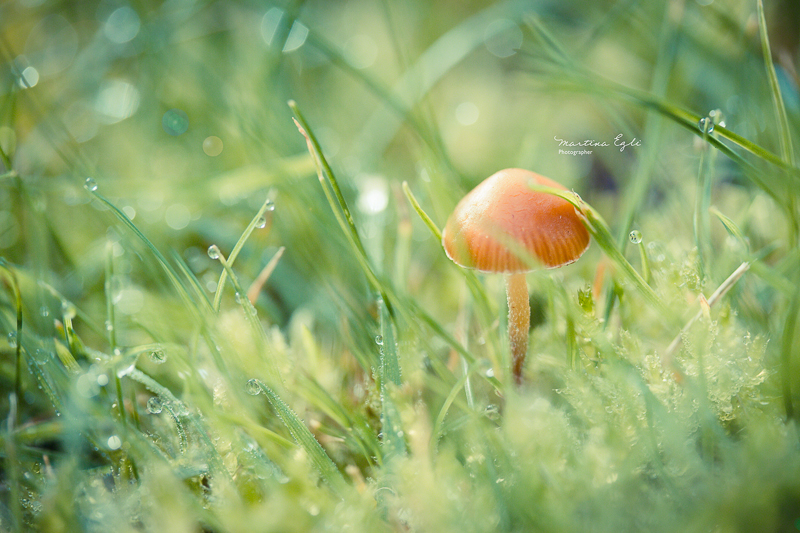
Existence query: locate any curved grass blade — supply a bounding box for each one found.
[402,181,494,326]
[212,195,275,312]
[212,250,282,387]
[289,100,393,315]
[248,379,349,494]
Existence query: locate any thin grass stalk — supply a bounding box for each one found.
[289,100,394,315]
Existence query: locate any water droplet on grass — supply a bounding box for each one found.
[84,177,98,191]
[107,435,122,450]
[207,245,221,260]
[149,349,166,364]
[629,230,642,244]
[264,199,275,212]
[7,332,17,347]
[255,215,267,228]
[698,117,714,134]
[146,397,163,414]
[245,379,261,395]
[40,305,49,317]
[375,335,383,345]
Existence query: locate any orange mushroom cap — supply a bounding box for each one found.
[442,168,590,273]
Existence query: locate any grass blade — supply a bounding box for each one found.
[212,196,275,312]
[248,379,349,494]
[378,298,406,461]
[289,100,393,315]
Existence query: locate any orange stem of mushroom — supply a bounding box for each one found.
[506,272,530,384]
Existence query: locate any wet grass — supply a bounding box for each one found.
[1,0,800,531]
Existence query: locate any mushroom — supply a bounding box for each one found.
[442,168,590,384]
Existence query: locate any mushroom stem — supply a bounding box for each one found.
[506,272,530,384]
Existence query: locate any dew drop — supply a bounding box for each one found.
[61,301,76,319]
[698,117,714,134]
[629,230,642,244]
[7,331,17,348]
[245,379,261,396]
[264,199,275,212]
[34,348,48,364]
[485,367,495,378]
[96,373,109,386]
[207,245,221,260]
[40,305,49,317]
[107,435,122,450]
[375,335,383,346]
[146,397,163,414]
[255,215,267,228]
[149,349,166,364]
[84,177,98,192]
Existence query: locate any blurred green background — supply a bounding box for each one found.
[2,0,800,531]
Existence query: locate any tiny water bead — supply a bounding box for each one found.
[207,244,221,260]
[146,397,163,414]
[7,331,17,348]
[255,215,267,228]
[375,335,383,346]
[149,349,166,364]
[245,379,262,396]
[629,230,642,244]
[698,117,714,134]
[264,199,275,212]
[107,435,122,450]
[84,177,98,192]
[40,305,49,317]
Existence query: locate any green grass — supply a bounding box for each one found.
[1,0,800,531]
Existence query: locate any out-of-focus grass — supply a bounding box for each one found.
[1,0,800,531]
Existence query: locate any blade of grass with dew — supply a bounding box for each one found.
[105,242,126,427]
[128,369,232,481]
[249,379,349,494]
[378,298,406,462]
[212,195,274,312]
[212,251,282,387]
[87,188,211,314]
[289,100,394,316]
